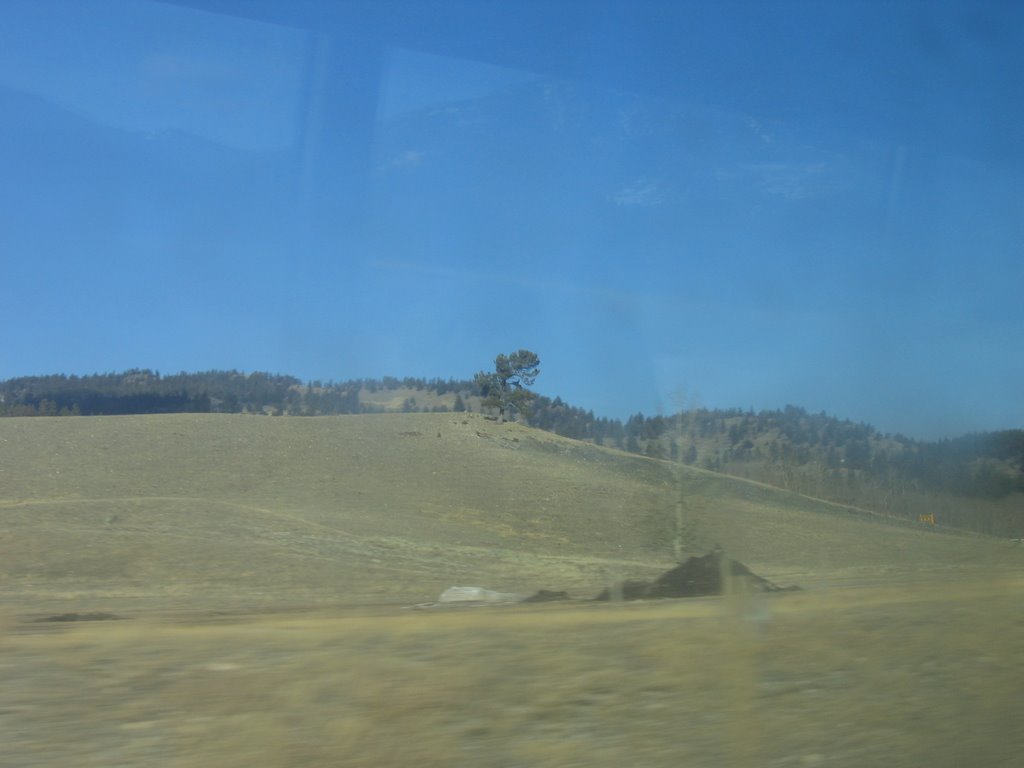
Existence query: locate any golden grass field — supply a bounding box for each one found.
[1,413,1022,766]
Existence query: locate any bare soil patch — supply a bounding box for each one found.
[594,547,799,600]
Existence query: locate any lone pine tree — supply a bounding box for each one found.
[474,349,540,422]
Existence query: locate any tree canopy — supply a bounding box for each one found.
[473,349,541,422]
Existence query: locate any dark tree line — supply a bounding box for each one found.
[0,370,475,419]
[1,370,305,416]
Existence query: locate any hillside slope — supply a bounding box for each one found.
[0,413,1015,613]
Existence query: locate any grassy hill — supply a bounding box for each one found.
[6,370,1021,541]
[3,413,1024,768]
[0,412,1016,614]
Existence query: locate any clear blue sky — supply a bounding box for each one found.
[2,0,1021,439]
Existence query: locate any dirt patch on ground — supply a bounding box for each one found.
[33,612,126,623]
[595,547,799,601]
[515,548,799,603]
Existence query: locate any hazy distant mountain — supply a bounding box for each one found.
[1,84,294,249]
[379,77,839,202]
[368,76,850,287]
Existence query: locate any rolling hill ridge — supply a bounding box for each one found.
[0,412,1014,614]
[4,369,1022,538]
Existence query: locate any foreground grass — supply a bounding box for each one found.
[3,574,1022,768]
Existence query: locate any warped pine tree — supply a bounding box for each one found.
[474,349,540,422]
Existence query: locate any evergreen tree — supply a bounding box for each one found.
[474,349,540,422]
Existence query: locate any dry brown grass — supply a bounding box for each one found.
[2,574,1022,768]
[1,413,1015,614]
[1,413,1022,766]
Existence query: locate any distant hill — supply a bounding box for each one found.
[2,369,1021,536]
[1,411,1014,613]
[0,85,292,243]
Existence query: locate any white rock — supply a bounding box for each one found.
[438,586,521,604]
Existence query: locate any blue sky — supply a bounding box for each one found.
[1,0,1022,439]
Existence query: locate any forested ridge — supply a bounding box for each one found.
[3,369,1021,535]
